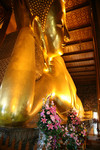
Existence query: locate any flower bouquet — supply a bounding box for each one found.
[37,95,87,150]
[62,109,87,149]
[37,95,63,150]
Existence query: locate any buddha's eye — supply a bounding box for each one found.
[56,24,64,28]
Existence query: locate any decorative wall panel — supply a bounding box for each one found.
[77,84,97,112]
[0,31,18,59]
[66,6,91,30]
[0,58,10,84]
[65,0,88,10]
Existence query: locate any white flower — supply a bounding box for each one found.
[48,121,51,124]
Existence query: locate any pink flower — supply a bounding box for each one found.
[50,106,56,114]
[73,111,77,115]
[47,111,50,115]
[54,124,58,130]
[70,115,74,118]
[76,140,81,146]
[51,101,54,106]
[75,117,79,121]
[62,128,64,131]
[47,123,54,130]
[55,114,61,123]
[82,130,87,136]
[41,118,47,123]
[50,115,55,122]
[72,120,75,124]
[45,104,50,110]
[49,136,52,140]
[40,109,45,116]
[43,115,46,118]
[70,133,74,138]
[65,127,68,131]
[63,134,65,137]
[56,122,61,128]
[46,142,51,148]
[76,122,78,125]
[74,136,78,141]
[65,132,68,135]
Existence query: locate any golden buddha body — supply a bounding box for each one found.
[0,0,84,126]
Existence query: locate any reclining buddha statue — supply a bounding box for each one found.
[0,0,84,126]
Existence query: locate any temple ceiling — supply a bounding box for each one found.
[63,0,97,86]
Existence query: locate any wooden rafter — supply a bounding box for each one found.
[65,57,94,63]
[64,38,93,46]
[68,23,91,31]
[63,49,94,56]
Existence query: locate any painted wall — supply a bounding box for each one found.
[77,84,97,112]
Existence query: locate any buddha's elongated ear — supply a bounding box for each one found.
[31,17,48,66]
[31,17,43,46]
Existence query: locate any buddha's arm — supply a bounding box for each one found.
[30,56,77,119]
[0,27,35,125]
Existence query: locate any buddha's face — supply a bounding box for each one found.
[45,0,69,58]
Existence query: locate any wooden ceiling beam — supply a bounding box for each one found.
[68,65,95,71]
[73,80,96,85]
[74,78,96,82]
[73,76,96,79]
[66,64,95,69]
[63,41,93,54]
[64,38,93,46]
[63,49,94,56]
[71,73,96,78]
[65,57,94,63]
[71,74,96,77]
[72,78,96,84]
[72,76,96,81]
[66,60,95,69]
[72,76,96,80]
[69,69,95,74]
[68,23,91,32]
[74,80,96,85]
